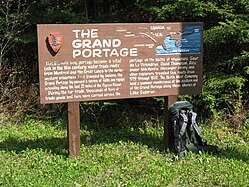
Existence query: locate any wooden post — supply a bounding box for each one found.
[163,95,178,149]
[67,102,81,158]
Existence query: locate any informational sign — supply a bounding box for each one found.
[37,23,203,104]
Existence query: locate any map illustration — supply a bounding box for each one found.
[116,23,202,55]
[156,24,202,55]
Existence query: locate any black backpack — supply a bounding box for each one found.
[169,101,220,157]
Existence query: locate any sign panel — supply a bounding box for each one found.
[37,23,203,104]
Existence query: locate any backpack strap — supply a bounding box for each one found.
[178,110,188,138]
[188,110,207,146]
[175,110,189,156]
[188,110,202,138]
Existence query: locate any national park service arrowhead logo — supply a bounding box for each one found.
[48,32,63,53]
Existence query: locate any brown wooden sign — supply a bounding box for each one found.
[37,23,203,104]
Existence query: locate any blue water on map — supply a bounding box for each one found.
[156,24,202,55]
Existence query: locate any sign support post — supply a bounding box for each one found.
[163,95,177,149]
[67,102,81,158]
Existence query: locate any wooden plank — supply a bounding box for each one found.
[37,23,203,104]
[67,102,81,158]
[163,95,178,149]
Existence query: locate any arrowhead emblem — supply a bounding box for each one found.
[48,32,63,53]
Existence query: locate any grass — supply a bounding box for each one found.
[0,118,248,187]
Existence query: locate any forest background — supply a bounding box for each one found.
[0,0,248,127]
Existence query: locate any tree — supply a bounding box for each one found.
[0,0,29,70]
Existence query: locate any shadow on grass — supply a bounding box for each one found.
[81,126,165,151]
[0,124,247,163]
[0,125,165,157]
[220,147,249,163]
[0,136,68,156]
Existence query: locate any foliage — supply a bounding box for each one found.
[0,0,30,69]
[182,74,247,125]
[0,120,248,186]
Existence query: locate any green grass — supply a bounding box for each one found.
[0,119,248,187]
